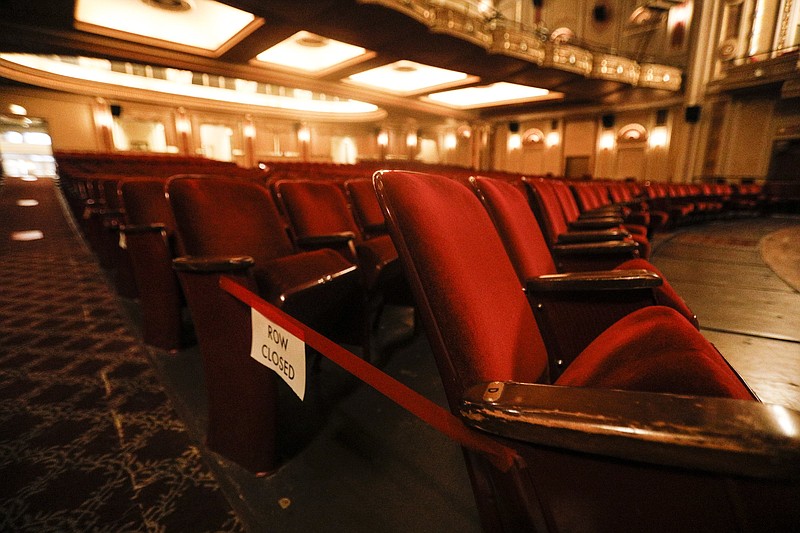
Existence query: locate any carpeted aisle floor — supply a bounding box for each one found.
[0,176,243,532]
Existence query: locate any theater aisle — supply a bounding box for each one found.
[650,216,800,411]
[0,176,242,532]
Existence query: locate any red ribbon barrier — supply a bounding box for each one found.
[219,275,520,472]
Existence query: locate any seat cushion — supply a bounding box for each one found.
[254,248,355,303]
[616,258,698,328]
[555,306,755,400]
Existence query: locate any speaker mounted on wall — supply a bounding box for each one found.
[685,105,701,124]
[593,2,610,23]
[110,104,122,117]
[601,113,615,129]
[509,121,520,133]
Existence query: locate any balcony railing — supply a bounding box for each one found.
[359,0,683,91]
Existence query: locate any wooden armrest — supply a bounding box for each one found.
[580,208,621,218]
[556,229,629,243]
[119,223,167,235]
[553,240,639,255]
[461,381,800,479]
[172,255,255,273]
[568,217,624,230]
[526,269,662,292]
[295,232,356,249]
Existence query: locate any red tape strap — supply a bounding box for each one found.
[219,275,519,472]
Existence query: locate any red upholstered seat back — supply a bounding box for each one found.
[345,178,386,232]
[551,180,583,221]
[472,177,557,280]
[276,180,362,243]
[120,178,172,226]
[120,177,184,256]
[522,178,569,245]
[375,171,548,407]
[571,182,604,212]
[166,175,294,267]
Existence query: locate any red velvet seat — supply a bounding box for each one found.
[556,180,652,257]
[521,177,647,269]
[119,178,185,351]
[344,178,388,239]
[377,170,743,398]
[372,169,797,532]
[569,181,651,236]
[471,176,698,330]
[275,180,394,275]
[166,174,364,472]
[607,180,669,234]
[274,178,410,317]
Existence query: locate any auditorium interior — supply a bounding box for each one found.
[1,1,799,531]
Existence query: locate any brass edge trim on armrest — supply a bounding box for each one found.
[556,229,627,243]
[553,240,638,255]
[569,217,624,229]
[460,381,800,479]
[526,269,662,291]
[275,264,359,303]
[172,255,255,273]
[582,207,621,216]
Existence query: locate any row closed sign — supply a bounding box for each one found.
[249,308,306,400]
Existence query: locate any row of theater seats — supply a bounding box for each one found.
[56,153,797,530]
[375,170,798,531]
[58,158,416,473]
[267,160,770,235]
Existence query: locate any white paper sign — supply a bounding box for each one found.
[250,308,306,400]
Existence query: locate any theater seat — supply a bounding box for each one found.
[166,174,364,473]
[525,177,652,260]
[119,178,185,351]
[470,176,698,335]
[344,178,389,239]
[371,170,798,532]
[274,178,410,325]
[377,170,748,399]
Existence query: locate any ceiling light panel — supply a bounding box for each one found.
[345,60,477,95]
[425,82,563,109]
[255,31,374,76]
[1,54,382,117]
[74,0,261,55]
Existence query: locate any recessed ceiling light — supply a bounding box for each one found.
[345,60,477,96]
[16,199,40,206]
[254,31,374,76]
[425,82,563,109]
[74,0,262,56]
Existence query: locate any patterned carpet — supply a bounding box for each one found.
[0,176,243,532]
